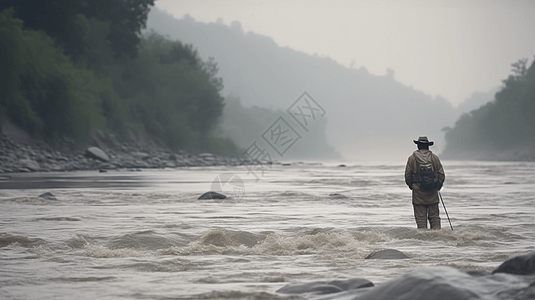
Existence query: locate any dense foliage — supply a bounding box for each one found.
[1,0,154,59]
[0,8,105,139]
[443,58,535,157]
[0,3,235,155]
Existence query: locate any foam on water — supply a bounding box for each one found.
[84,246,148,258]
[38,224,519,261]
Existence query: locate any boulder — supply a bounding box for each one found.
[84,147,109,162]
[493,251,535,276]
[134,160,150,168]
[278,283,342,295]
[347,266,535,300]
[164,161,176,168]
[365,249,409,259]
[198,191,227,200]
[131,152,149,159]
[330,278,374,291]
[277,278,373,295]
[19,159,40,171]
[49,164,64,172]
[100,163,119,170]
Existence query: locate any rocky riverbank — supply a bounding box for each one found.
[0,135,245,174]
[277,251,535,300]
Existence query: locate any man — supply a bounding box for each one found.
[405,136,445,229]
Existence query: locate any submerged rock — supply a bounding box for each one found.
[198,191,227,200]
[365,249,409,259]
[277,278,373,295]
[38,192,57,200]
[329,193,347,199]
[278,283,342,295]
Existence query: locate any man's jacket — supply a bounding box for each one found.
[405,149,445,205]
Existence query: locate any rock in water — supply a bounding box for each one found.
[198,191,227,200]
[365,249,409,259]
[85,147,109,162]
[329,278,374,291]
[38,192,57,200]
[492,251,535,275]
[299,252,535,300]
[277,283,342,295]
[329,193,347,199]
[277,278,373,295]
[348,266,535,300]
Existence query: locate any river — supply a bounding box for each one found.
[1,160,534,299]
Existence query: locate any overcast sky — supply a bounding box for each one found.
[155,0,535,106]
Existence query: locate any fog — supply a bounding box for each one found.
[155,0,535,107]
[147,7,503,161]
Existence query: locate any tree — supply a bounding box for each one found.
[443,57,535,159]
[1,0,155,60]
[83,0,155,59]
[115,31,226,150]
[0,8,25,132]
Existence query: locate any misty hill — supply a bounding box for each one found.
[443,58,535,161]
[456,88,498,113]
[148,9,478,160]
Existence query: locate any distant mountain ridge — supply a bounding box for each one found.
[147,9,488,160]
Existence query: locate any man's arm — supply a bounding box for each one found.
[433,154,445,190]
[404,155,414,189]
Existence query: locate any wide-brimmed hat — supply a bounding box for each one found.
[413,136,434,146]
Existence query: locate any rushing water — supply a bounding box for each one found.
[1,161,534,299]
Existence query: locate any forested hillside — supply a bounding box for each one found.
[443,58,535,160]
[0,1,236,155]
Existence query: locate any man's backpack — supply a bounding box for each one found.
[419,164,437,191]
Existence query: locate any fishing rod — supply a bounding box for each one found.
[438,191,453,231]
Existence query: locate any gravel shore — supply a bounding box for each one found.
[0,135,245,174]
